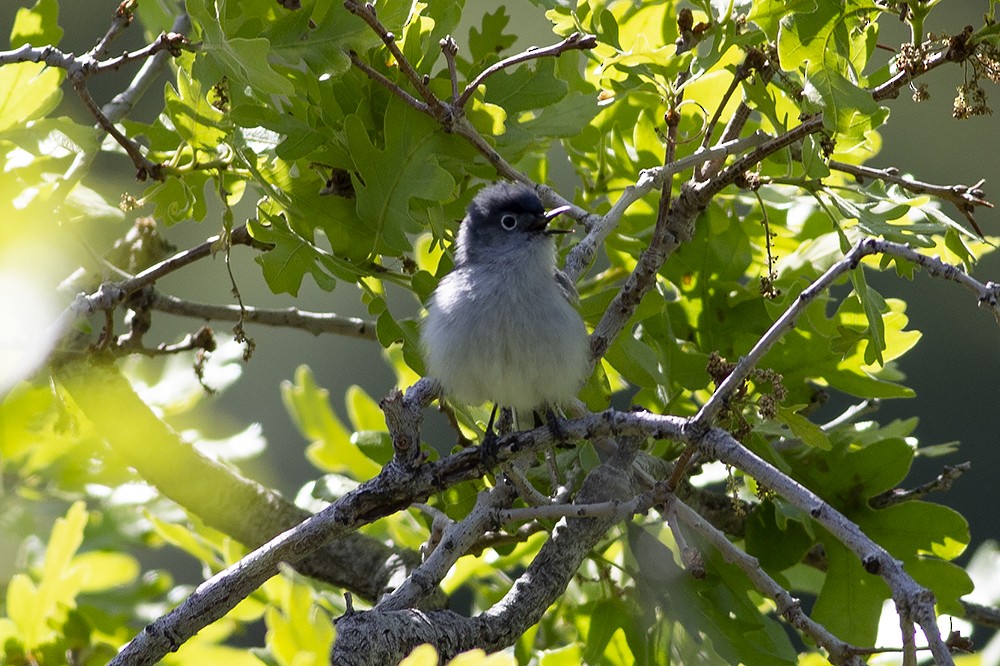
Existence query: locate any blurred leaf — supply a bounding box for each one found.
[10,0,63,47]
[345,384,387,432]
[262,573,335,666]
[4,501,89,651]
[281,366,381,480]
[74,551,141,592]
[0,63,62,132]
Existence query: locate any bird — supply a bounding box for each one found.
[421,181,590,442]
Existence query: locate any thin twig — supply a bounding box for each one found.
[69,70,163,180]
[346,50,430,114]
[88,0,136,58]
[821,399,881,431]
[149,293,377,340]
[455,32,597,108]
[342,0,450,122]
[695,237,1000,431]
[440,36,460,103]
[92,31,192,75]
[497,497,644,524]
[671,499,866,665]
[960,600,1000,629]
[828,160,992,236]
[869,463,972,509]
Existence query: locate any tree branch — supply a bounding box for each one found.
[694,238,1000,429]
[148,292,377,340]
[0,27,194,181]
[671,499,867,665]
[342,0,451,122]
[562,131,770,281]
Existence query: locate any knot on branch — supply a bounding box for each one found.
[945,25,977,62]
[381,387,424,469]
[980,281,1000,313]
[565,31,598,50]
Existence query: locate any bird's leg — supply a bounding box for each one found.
[480,403,501,464]
[540,407,572,447]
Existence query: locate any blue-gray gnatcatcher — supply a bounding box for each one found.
[421,182,590,434]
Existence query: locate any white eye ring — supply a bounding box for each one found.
[500,214,517,230]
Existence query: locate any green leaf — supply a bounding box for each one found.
[812,536,887,646]
[186,0,295,99]
[859,501,969,562]
[775,406,831,450]
[10,0,63,47]
[848,268,887,366]
[468,6,516,63]
[143,171,211,225]
[281,366,382,480]
[484,59,569,113]
[776,0,887,149]
[792,437,914,510]
[0,63,62,132]
[248,210,339,296]
[747,0,818,40]
[907,558,974,617]
[345,100,456,256]
[745,502,814,571]
[605,330,664,390]
[164,66,230,150]
[350,430,393,467]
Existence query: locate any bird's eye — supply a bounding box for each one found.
[500,214,517,230]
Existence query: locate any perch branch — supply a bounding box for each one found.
[114,352,971,666]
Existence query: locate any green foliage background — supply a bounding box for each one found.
[1,0,999,664]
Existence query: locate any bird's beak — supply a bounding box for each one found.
[543,204,572,222]
[541,204,573,234]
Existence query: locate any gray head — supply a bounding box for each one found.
[455,182,570,266]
